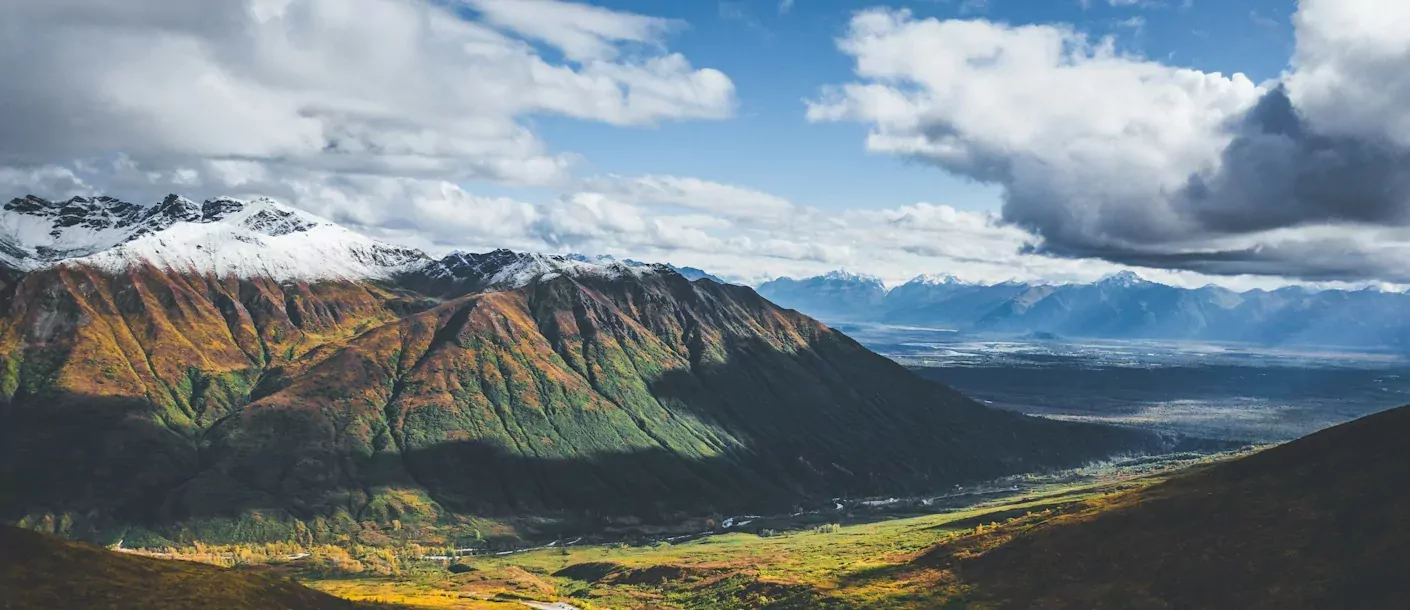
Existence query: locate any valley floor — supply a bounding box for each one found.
[259,451,1242,609]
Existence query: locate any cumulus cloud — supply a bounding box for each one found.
[811,1,1410,282]
[0,0,734,187]
[581,174,795,220]
[0,166,96,201]
[125,152,1075,285]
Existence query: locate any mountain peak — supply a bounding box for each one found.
[822,269,883,284]
[908,272,967,286]
[154,194,202,223]
[1098,270,1148,287]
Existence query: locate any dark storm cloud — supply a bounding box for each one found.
[1181,87,1410,233]
[1015,87,1410,281]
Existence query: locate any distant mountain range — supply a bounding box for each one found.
[0,194,1159,546]
[758,270,1410,349]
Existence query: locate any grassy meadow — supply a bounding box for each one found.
[293,468,1184,608]
[91,450,1243,609]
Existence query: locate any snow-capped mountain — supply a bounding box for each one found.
[755,268,1410,348]
[820,270,883,284]
[1096,270,1150,288]
[0,194,194,267]
[0,194,709,287]
[908,273,969,286]
[0,194,427,281]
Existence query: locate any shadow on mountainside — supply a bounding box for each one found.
[3,327,1169,545]
[1,392,200,533]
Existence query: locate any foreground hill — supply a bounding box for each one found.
[0,194,1162,545]
[931,404,1410,609]
[0,526,390,610]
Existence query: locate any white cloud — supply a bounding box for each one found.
[1115,16,1146,33]
[1249,10,1281,29]
[123,156,1061,285]
[1285,0,1410,146]
[808,2,1410,282]
[0,166,96,201]
[581,174,795,220]
[807,9,1261,248]
[959,0,990,15]
[466,0,674,62]
[0,0,734,187]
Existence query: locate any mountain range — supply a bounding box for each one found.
[0,194,1160,546]
[758,270,1410,349]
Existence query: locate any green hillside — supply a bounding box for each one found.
[1,263,1161,545]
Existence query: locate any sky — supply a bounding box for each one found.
[3,0,1409,290]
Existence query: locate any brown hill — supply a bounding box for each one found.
[929,404,1410,609]
[1,252,1162,544]
[0,526,391,610]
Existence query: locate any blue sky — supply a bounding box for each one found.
[503,0,1298,215]
[9,0,1410,290]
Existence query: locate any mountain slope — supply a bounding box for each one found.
[176,270,1156,524]
[934,404,1410,609]
[0,193,1160,544]
[0,526,393,610]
